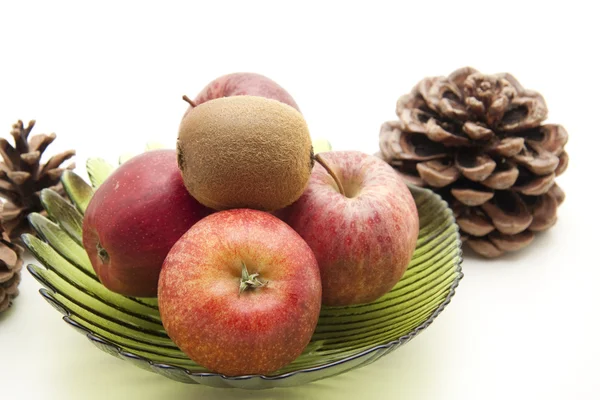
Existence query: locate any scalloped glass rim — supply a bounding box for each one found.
[23,158,463,389]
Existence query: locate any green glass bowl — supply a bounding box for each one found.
[23,159,463,389]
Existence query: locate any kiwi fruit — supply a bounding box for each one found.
[177,95,314,211]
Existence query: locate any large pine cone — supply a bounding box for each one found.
[379,67,568,258]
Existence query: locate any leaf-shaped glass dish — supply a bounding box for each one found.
[23,159,463,389]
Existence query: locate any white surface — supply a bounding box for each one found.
[1,1,599,399]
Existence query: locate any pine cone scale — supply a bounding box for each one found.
[455,151,496,181]
[41,149,76,175]
[532,124,568,155]
[0,185,20,204]
[513,172,555,196]
[513,143,559,175]
[456,210,495,236]
[399,132,448,161]
[28,132,57,154]
[20,151,41,167]
[416,160,460,187]
[0,242,18,266]
[0,138,20,169]
[463,122,494,140]
[528,193,559,231]
[426,119,470,146]
[548,183,566,205]
[0,178,16,190]
[451,187,494,206]
[481,161,519,190]
[555,152,569,176]
[10,122,31,154]
[466,237,504,258]
[489,231,535,252]
[488,137,525,157]
[480,191,533,235]
[7,171,31,185]
[0,203,22,221]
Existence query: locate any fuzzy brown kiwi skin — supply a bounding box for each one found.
[176,140,185,172]
[177,96,314,211]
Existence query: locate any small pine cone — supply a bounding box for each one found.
[0,203,24,313]
[0,120,75,242]
[379,67,568,258]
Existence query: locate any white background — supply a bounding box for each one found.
[1,1,599,399]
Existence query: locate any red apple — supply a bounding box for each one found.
[158,209,321,376]
[82,149,213,297]
[182,72,300,117]
[278,151,419,306]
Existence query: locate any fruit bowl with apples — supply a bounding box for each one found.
[23,154,462,389]
[23,73,463,389]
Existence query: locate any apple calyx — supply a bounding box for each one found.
[96,242,110,264]
[182,95,197,108]
[239,262,268,294]
[314,153,346,197]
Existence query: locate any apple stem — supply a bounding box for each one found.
[239,262,268,295]
[182,95,197,108]
[314,153,346,197]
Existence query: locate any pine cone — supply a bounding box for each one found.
[0,203,24,313]
[379,67,568,258]
[0,120,75,241]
